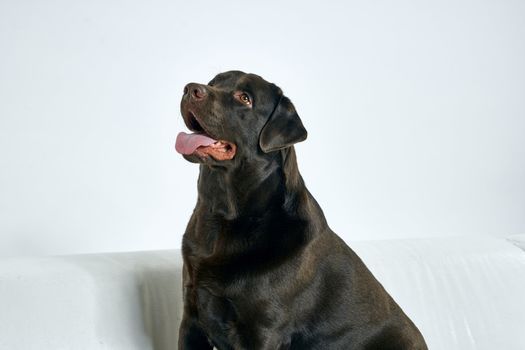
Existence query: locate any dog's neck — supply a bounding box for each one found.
[196,147,304,220]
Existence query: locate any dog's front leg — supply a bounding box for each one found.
[179,262,213,350]
[178,315,213,350]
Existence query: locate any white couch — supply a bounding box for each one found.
[1,236,524,350]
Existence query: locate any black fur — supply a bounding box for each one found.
[177,71,427,350]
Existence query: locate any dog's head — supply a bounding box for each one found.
[175,71,307,165]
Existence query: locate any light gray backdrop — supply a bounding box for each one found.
[1,0,524,257]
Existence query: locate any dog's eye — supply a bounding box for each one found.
[234,91,252,106]
[240,93,251,105]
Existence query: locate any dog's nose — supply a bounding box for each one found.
[183,83,208,101]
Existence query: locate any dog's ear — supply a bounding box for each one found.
[259,96,308,153]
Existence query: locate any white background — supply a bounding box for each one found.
[1,0,524,257]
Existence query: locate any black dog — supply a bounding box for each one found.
[175,71,427,349]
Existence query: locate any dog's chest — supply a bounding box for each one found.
[189,262,297,346]
[195,286,236,324]
[192,285,257,348]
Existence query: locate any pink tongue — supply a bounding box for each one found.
[175,132,217,155]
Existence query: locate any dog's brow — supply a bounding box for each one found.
[236,76,253,88]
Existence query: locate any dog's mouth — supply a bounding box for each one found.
[175,111,236,161]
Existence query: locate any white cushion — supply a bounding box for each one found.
[507,234,525,251]
[0,250,183,350]
[1,237,525,350]
[351,237,525,350]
